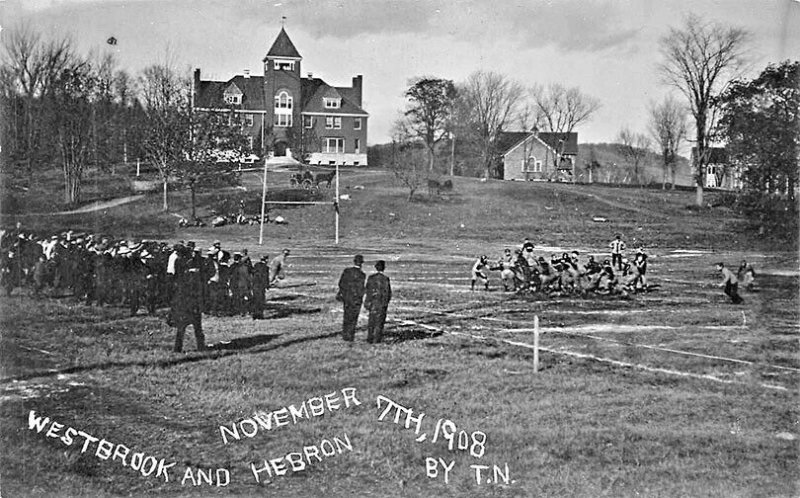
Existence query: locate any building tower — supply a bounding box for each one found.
[263,27,302,156]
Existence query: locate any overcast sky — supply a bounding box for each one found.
[2,0,798,146]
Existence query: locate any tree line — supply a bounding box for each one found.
[382,14,797,223]
[0,25,250,213]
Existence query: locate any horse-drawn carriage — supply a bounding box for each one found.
[289,169,337,190]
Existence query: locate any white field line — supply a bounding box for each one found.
[390,318,790,392]
[390,305,800,374]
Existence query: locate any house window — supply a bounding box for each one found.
[354,138,360,153]
[326,116,342,129]
[244,114,254,127]
[274,113,292,127]
[325,138,345,153]
[324,98,341,109]
[354,117,361,130]
[303,115,314,128]
[224,94,241,105]
[273,60,295,71]
[248,136,254,149]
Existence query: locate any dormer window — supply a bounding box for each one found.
[324,98,341,109]
[273,59,295,71]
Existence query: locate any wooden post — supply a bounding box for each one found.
[136,158,140,177]
[335,163,340,244]
[259,160,268,245]
[533,315,540,373]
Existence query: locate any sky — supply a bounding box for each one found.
[1,0,798,146]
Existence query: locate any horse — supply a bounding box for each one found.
[427,178,454,196]
[315,170,337,188]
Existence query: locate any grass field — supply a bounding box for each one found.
[1,168,798,497]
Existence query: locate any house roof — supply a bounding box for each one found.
[195,75,266,110]
[538,132,578,155]
[301,77,368,115]
[496,132,532,156]
[265,28,301,59]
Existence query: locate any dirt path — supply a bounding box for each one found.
[5,194,146,217]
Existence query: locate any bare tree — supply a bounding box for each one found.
[648,96,687,190]
[659,14,750,206]
[457,70,524,179]
[529,82,601,180]
[138,62,190,211]
[0,25,77,175]
[404,77,457,172]
[388,117,426,201]
[616,128,651,185]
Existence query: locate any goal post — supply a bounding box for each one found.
[258,162,340,245]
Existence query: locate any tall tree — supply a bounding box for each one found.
[648,96,687,190]
[179,110,249,219]
[138,62,190,211]
[457,71,524,179]
[659,14,749,206]
[403,77,457,172]
[529,82,600,179]
[50,58,98,205]
[0,25,77,177]
[616,127,651,186]
[717,60,799,199]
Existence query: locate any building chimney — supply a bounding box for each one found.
[351,74,363,107]
[307,72,313,79]
[243,69,250,78]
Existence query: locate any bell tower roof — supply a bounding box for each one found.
[265,27,302,60]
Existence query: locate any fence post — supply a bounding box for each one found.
[533,315,539,373]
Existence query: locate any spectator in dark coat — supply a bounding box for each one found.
[336,254,366,342]
[171,254,207,352]
[364,260,392,344]
[250,255,270,319]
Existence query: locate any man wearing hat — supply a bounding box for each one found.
[364,260,392,344]
[337,254,366,342]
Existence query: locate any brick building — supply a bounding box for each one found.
[193,28,368,166]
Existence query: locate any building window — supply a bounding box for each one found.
[354,117,361,130]
[248,136,254,149]
[325,116,342,129]
[354,138,360,153]
[274,91,293,110]
[244,114,254,127]
[324,98,341,109]
[224,94,241,105]
[273,60,295,71]
[325,138,345,153]
[274,113,292,127]
[303,115,314,128]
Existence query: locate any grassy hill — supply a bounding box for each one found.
[1,166,797,498]
[576,143,694,187]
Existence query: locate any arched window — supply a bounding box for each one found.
[274,91,293,127]
[274,91,293,110]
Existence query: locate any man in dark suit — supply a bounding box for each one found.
[365,260,392,344]
[171,252,207,353]
[337,254,366,342]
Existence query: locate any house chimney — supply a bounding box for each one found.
[243,69,250,78]
[307,72,313,79]
[351,74,363,107]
